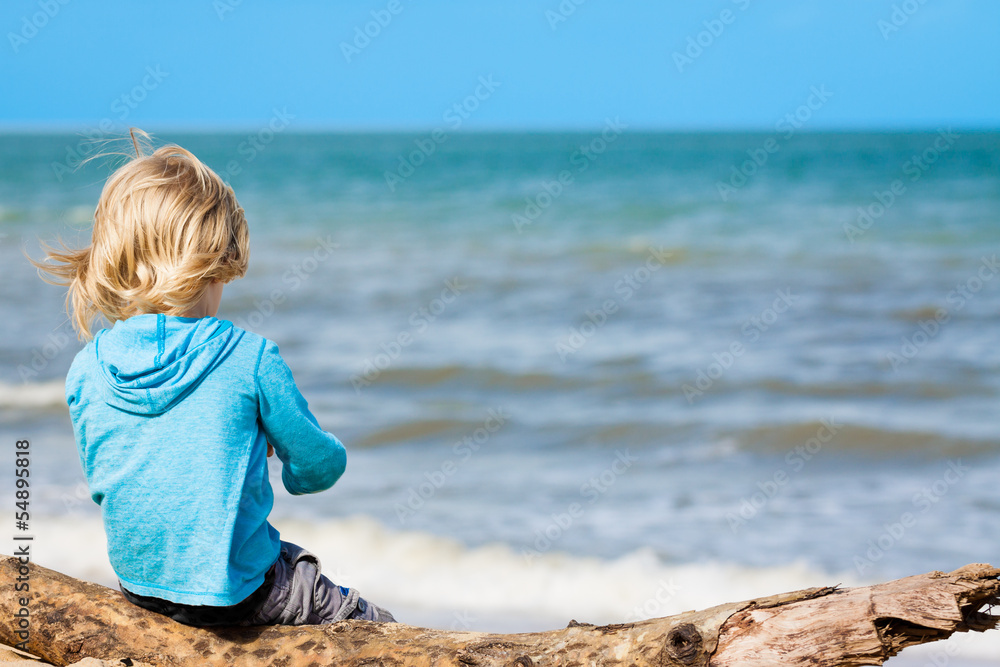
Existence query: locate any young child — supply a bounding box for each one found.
[34,131,395,626]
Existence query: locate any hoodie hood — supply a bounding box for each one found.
[95,314,239,415]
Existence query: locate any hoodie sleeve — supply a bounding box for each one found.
[65,350,96,501]
[255,340,346,495]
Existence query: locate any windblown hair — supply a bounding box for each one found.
[32,130,249,340]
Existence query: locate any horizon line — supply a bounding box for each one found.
[0,122,997,135]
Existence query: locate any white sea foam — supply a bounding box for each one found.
[0,379,66,409]
[26,514,848,622]
[20,513,1000,662]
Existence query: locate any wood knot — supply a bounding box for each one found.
[508,657,534,667]
[663,623,702,664]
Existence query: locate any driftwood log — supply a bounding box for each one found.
[0,556,997,667]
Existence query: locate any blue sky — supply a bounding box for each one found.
[1,0,998,131]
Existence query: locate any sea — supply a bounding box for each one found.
[1,130,998,664]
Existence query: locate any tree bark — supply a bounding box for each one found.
[0,556,996,667]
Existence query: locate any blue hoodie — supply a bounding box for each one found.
[66,313,346,606]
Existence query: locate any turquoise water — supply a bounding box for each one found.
[1,132,998,651]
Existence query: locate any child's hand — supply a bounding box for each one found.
[267,440,274,458]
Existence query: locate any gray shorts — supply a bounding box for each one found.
[243,540,396,625]
[121,540,395,626]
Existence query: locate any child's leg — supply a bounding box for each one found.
[246,541,395,625]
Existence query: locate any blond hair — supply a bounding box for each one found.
[32,130,249,340]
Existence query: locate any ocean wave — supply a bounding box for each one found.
[734,420,997,457]
[0,203,25,223]
[355,418,485,448]
[891,305,950,323]
[29,513,856,625]
[753,377,967,400]
[358,362,993,405]
[0,378,66,410]
[366,364,602,392]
